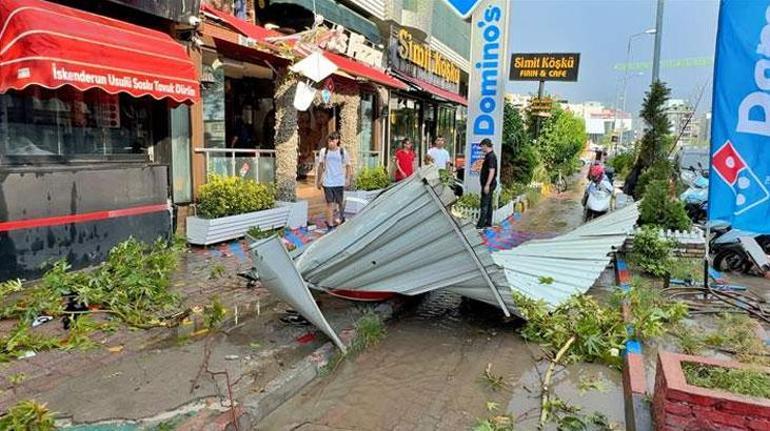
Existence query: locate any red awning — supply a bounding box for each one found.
[201,3,281,49]
[397,74,467,106]
[0,0,199,104]
[323,52,407,90]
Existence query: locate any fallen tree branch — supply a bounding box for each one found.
[539,335,576,429]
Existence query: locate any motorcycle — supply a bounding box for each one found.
[583,177,613,221]
[679,165,709,226]
[709,222,770,275]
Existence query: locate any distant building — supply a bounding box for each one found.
[664,99,700,147]
[699,112,712,146]
[505,93,532,114]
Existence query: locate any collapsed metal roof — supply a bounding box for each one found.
[488,203,640,307]
[294,167,511,315]
[249,168,640,349]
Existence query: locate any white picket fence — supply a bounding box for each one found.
[451,196,522,224]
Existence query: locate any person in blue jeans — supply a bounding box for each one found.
[316,131,351,230]
[476,138,497,229]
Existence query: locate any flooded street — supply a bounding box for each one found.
[260,173,626,431]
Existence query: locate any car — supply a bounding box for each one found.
[673,146,709,174]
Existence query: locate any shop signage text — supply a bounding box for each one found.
[509,53,580,82]
[464,0,510,193]
[345,32,384,68]
[395,29,461,85]
[51,63,197,98]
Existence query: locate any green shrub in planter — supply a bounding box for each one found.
[499,183,526,208]
[197,175,275,219]
[355,166,391,191]
[456,193,481,209]
[630,225,675,277]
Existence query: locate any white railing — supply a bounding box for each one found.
[195,148,276,183]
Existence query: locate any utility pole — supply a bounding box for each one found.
[534,80,545,138]
[652,0,665,83]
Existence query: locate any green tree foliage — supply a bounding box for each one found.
[501,102,538,185]
[639,180,692,232]
[536,106,587,182]
[625,81,673,196]
[635,159,674,198]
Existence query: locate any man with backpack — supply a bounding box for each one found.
[316,131,351,230]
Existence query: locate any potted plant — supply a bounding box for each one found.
[186,175,306,245]
[345,166,392,214]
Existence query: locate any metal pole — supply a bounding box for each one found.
[534,80,545,138]
[652,0,665,83]
[619,36,634,150]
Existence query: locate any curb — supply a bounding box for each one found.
[616,256,653,431]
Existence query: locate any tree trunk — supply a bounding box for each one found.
[274,74,299,202]
[339,94,360,186]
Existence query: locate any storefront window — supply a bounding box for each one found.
[0,87,160,163]
[455,106,467,164]
[202,62,226,149]
[389,95,421,160]
[436,105,456,157]
[358,92,376,168]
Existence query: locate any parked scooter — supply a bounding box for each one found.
[679,165,709,225]
[709,222,770,275]
[583,165,613,221]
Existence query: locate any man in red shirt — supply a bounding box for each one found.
[394,138,415,181]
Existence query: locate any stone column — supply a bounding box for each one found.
[274,74,299,202]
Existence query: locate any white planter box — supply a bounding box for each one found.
[344,189,383,214]
[187,204,293,246]
[278,200,308,228]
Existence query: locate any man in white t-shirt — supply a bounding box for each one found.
[426,136,452,171]
[316,131,351,230]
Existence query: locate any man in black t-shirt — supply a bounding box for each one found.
[477,138,498,229]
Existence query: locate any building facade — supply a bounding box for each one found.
[664,99,700,148]
[0,0,200,280]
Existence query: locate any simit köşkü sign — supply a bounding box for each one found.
[463,0,512,193]
[509,53,580,82]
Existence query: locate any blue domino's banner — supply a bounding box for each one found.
[709,0,770,232]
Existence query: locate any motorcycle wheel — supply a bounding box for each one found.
[713,249,753,274]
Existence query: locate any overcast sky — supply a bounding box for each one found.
[504,0,719,115]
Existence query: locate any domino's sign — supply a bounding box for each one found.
[709,0,770,232]
[442,0,485,19]
[463,0,512,193]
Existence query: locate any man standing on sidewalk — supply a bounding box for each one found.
[427,136,452,171]
[316,131,351,230]
[476,138,497,229]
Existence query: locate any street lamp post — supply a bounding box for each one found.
[615,28,656,150]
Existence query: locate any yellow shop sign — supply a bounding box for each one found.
[396,29,460,85]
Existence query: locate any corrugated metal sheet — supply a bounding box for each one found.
[295,166,511,316]
[249,235,347,352]
[487,203,640,307]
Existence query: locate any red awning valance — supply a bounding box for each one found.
[0,0,199,104]
[323,52,408,90]
[202,5,406,90]
[396,74,467,106]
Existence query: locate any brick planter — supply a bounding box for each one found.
[653,351,770,431]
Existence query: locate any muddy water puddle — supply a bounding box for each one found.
[258,292,625,430]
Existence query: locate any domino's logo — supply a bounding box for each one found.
[712,140,770,215]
